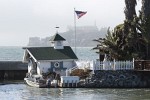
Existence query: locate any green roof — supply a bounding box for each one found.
[25,46,78,60]
[49,34,66,41]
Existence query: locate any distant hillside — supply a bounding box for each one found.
[27,26,107,47]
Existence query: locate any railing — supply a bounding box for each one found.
[60,76,79,87]
[94,60,134,70]
[76,59,134,71]
[66,66,79,76]
[134,60,150,70]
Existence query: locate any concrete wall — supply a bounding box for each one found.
[0,61,27,80]
[0,70,27,80]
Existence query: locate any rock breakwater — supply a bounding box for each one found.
[80,70,150,88]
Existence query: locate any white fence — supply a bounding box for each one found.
[76,59,134,71]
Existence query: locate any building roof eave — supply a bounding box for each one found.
[26,49,38,62]
[37,59,78,62]
[26,46,77,60]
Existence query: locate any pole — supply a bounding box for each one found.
[74,8,77,54]
[55,26,59,34]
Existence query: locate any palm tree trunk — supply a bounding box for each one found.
[124,0,137,21]
[141,0,150,59]
[142,0,150,17]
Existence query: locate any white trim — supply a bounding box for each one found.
[26,49,37,62]
[22,49,28,62]
[38,59,77,62]
[54,62,60,68]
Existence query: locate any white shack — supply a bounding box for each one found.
[22,33,78,77]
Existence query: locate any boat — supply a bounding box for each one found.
[24,75,47,88]
[24,73,58,88]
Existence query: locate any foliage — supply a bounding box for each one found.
[94,22,143,60]
[94,0,150,60]
[124,0,137,20]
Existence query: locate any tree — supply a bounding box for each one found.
[140,0,150,59]
[124,0,137,21]
[94,0,150,60]
[94,0,144,60]
[141,0,150,17]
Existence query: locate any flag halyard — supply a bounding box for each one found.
[75,11,87,19]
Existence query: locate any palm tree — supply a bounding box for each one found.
[93,25,135,60]
[140,0,150,59]
[124,0,137,21]
[94,0,150,60]
[141,0,150,17]
[93,0,141,60]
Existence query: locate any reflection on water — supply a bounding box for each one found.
[0,84,150,100]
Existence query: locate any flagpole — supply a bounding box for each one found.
[74,8,77,54]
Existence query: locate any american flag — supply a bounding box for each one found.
[75,10,87,19]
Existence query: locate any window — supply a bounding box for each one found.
[57,41,62,46]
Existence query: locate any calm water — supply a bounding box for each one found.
[0,46,150,100]
[0,46,98,61]
[0,84,150,100]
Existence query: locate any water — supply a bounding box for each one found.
[0,84,150,100]
[75,47,98,60]
[0,46,23,61]
[0,46,150,100]
[0,46,98,61]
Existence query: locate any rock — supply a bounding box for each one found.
[80,70,150,88]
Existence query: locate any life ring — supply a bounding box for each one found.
[54,62,60,68]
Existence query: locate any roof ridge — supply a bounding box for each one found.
[49,33,66,41]
[23,46,70,49]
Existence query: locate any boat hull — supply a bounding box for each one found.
[24,78,47,88]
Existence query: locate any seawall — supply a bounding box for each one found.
[1,61,150,88]
[0,61,27,80]
[80,70,150,88]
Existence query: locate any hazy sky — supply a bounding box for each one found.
[0,0,141,46]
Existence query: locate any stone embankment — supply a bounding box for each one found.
[80,70,150,88]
